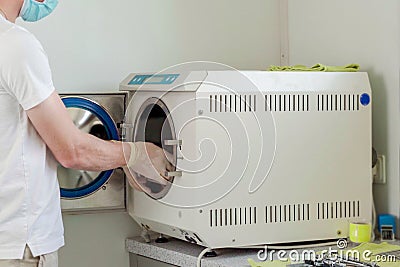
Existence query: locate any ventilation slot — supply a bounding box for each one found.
[265,94,309,112]
[265,204,310,223]
[317,201,360,220]
[209,94,256,113]
[209,207,257,227]
[317,94,360,111]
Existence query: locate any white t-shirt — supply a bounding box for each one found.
[0,16,64,259]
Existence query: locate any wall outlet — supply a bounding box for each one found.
[373,154,386,184]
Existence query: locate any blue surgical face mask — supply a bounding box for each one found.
[20,0,59,22]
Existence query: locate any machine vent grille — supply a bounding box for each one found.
[209,94,257,113]
[317,201,360,220]
[265,94,310,112]
[265,204,310,223]
[317,94,360,111]
[209,207,257,227]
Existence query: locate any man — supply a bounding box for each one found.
[0,0,171,266]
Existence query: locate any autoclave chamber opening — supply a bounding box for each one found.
[133,98,176,199]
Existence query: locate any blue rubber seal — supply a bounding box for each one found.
[60,97,119,199]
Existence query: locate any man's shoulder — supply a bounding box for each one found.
[0,23,40,52]
[2,24,37,42]
[0,24,43,66]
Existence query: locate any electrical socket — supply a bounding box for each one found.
[373,154,386,184]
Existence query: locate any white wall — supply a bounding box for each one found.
[19,1,281,267]
[21,0,281,93]
[287,0,400,232]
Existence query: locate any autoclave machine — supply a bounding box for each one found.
[120,70,372,248]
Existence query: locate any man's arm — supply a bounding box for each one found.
[27,91,131,171]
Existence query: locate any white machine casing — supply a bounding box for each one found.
[121,71,372,248]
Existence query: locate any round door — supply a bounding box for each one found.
[133,97,177,199]
[58,96,119,199]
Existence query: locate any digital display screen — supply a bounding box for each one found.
[145,76,165,84]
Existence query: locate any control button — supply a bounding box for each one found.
[360,93,370,106]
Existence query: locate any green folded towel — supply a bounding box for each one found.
[248,258,289,267]
[268,63,360,72]
[351,242,400,255]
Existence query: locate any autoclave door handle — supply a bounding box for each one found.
[163,140,183,176]
[164,139,182,146]
[165,171,182,177]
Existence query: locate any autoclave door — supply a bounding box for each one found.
[59,94,126,212]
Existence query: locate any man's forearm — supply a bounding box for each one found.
[63,132,130,171]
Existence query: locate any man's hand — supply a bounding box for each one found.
[124,142,174,190]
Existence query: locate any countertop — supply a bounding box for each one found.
[126,235,260,267]
[126,235,400,267]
